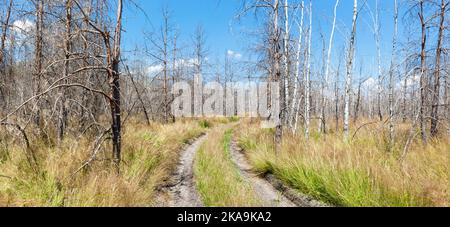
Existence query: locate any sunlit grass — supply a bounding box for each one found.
[194,126,260,207]
[0,119,206,207]
[236,119,449,207]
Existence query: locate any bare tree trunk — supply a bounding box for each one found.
[290,0,304,133]
[0,0,13,110]
[344,0,358,139]
[171,33,178,122]
[430,0,446,137]
[34,0,44,127]
[446,72,449,121]
[283,0,290,122]
[127,66,150,125]
[273,0,284,144]
[163,10,169,123]
[192,25,206,118]
[335,61,341,132]
[109,0,123,172]
[419,0,427,143]
[374,0,383,121]
[58,0,72,143]
[402,66,409,123]
[320,0,339,134]
[304,0,312,139]
[354,79,362,124]
[388,0,398,147]
[0,0,12,71]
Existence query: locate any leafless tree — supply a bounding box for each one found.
[343,0,358,139]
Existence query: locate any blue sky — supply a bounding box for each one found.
[122,0,407,79]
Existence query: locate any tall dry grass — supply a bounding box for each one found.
[0,119,206,206]
[237,119,449,207]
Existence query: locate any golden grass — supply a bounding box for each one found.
[236,119,449,207]
[0,119,206,207]
[194,125,260,207]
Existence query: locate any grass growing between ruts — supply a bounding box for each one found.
[0,119,206,206]
[194,126,260,207]
[236,120,449,207]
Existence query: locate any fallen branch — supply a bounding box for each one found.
[70,128,111,178]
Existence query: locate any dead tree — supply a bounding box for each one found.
[304,0,312,139]
[192,24,207,118]
[320,0,340,134]
[75,0,124,171]
[388,0,398,147]
[290,0,304,133]
[58,0,72,143]
[344,0,358,139]
[282,0,290,121]
[109,0,123,171]
[419,0,428,143]
[271,0,285,144]
[335,58,341,132]
[0,0,13,109]
[430,0,447,137]
[33,0,44,127]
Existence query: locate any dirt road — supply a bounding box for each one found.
[165,134,206,207]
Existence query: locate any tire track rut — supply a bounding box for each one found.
[230,138,297,207]
[160,134,207,207]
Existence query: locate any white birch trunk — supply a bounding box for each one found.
[388,0,398,147]
[343,0,358,139]
[304,0,312,139]
[283,0,290,115]
[320,0,340,133]
[290,0,304,133]
[375,0,383,121]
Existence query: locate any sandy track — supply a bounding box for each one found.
[230,139,297,207]
[162,134,206,207]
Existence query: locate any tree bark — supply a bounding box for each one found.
[109,0,123,172]
[374,0,383,122]
[283,0,290,125]
[388,0,398,147]
[320,0,339,134]
[34,0,44,127]
[0,0,13,110]
[58,0,72,143]
[344,0,358,139]
[273,0,284,144]
[304,0,312,139]
[290,0,304,133]
[430,0,446,137]
[419,0,427,143]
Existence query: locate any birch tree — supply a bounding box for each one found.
[290,0,304,133]
[283,0,290,118]
[343,0,358,139]
[388,0,398,147]
[320,0,340,133]
[304,0,312,139]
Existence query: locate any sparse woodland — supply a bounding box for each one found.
[0,0,448,207]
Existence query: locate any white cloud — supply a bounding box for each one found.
[13,19,33,34]
[227,50,242,59]
[362,77,376,88]
[145,58,202,76]
[146,65,163,75]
